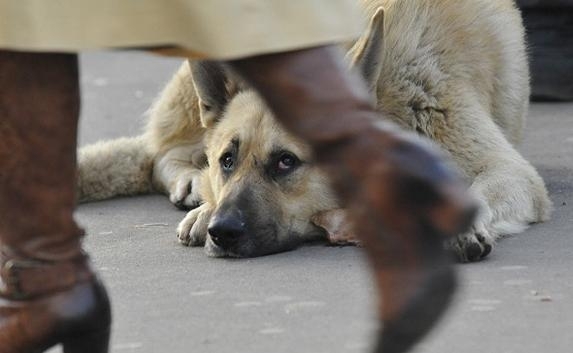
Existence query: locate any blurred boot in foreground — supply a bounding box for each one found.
[0,51,111,353]
[230,46,477,353]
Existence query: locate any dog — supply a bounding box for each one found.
[78,0,551,261]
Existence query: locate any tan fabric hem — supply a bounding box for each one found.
[0,0,364,60]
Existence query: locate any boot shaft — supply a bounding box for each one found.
[0,51,83,260]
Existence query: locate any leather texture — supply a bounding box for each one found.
[0,51,111,353]
[230,46,476,352]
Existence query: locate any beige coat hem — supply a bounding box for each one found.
[0,1,364,60]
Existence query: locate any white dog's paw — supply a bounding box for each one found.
[447,164,551,262]
[176,203,213,246]
[446,227,495,262]
[169,172,202,210]
[445,198,496,262]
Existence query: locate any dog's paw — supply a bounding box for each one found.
[176,203,213,246]
[311,209,360,246]
[445,203,496,262]
[169,172,202,210]
[446,229,494,262]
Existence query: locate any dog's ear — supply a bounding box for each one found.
[190,61,233,128]
[347,7,385,92]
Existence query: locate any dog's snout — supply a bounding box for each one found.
[208,212,245,249]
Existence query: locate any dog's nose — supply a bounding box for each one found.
[208,213,245,249]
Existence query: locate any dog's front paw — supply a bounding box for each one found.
[169,172,202,210]
[311,209,360,246]
[445,203,495,262]
[446,228,494,263]
[177,203,213,246]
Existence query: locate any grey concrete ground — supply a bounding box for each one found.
[53,52,573,352]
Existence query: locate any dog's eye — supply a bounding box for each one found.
[276,152,299,172]
[220,152,234,172]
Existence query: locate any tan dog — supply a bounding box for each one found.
[78,0,551,261]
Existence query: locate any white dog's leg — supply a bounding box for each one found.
[152,144,205,209]
[176,203,213,246]
[435,102,551,261]
[448,166,551,261]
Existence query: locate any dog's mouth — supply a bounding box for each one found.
[204,225,302,258]
[204,235,240,258]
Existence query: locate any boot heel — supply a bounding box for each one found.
[62,328,110,353]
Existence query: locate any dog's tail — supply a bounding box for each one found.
[77,135,155,203]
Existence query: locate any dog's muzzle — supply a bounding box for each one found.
[207,209,246,250]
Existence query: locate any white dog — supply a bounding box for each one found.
[78,0,551,261]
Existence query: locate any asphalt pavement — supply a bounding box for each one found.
[50,51,573,353]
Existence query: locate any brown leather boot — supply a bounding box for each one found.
[229,46,476,353]
[0,51,111,353]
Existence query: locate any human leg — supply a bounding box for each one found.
[0,51,111,353]
[228,46,476,353]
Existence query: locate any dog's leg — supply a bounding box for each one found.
[428,98,552,262]
[176,203,213,246]
[144,61,210,209]
[448,161,551,262]
[152,144,206,210]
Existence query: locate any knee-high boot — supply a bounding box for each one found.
[0,51,111,353]
[229,46,476,353]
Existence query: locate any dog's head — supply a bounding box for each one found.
[189,8,386,257]
[195,78,338,257]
